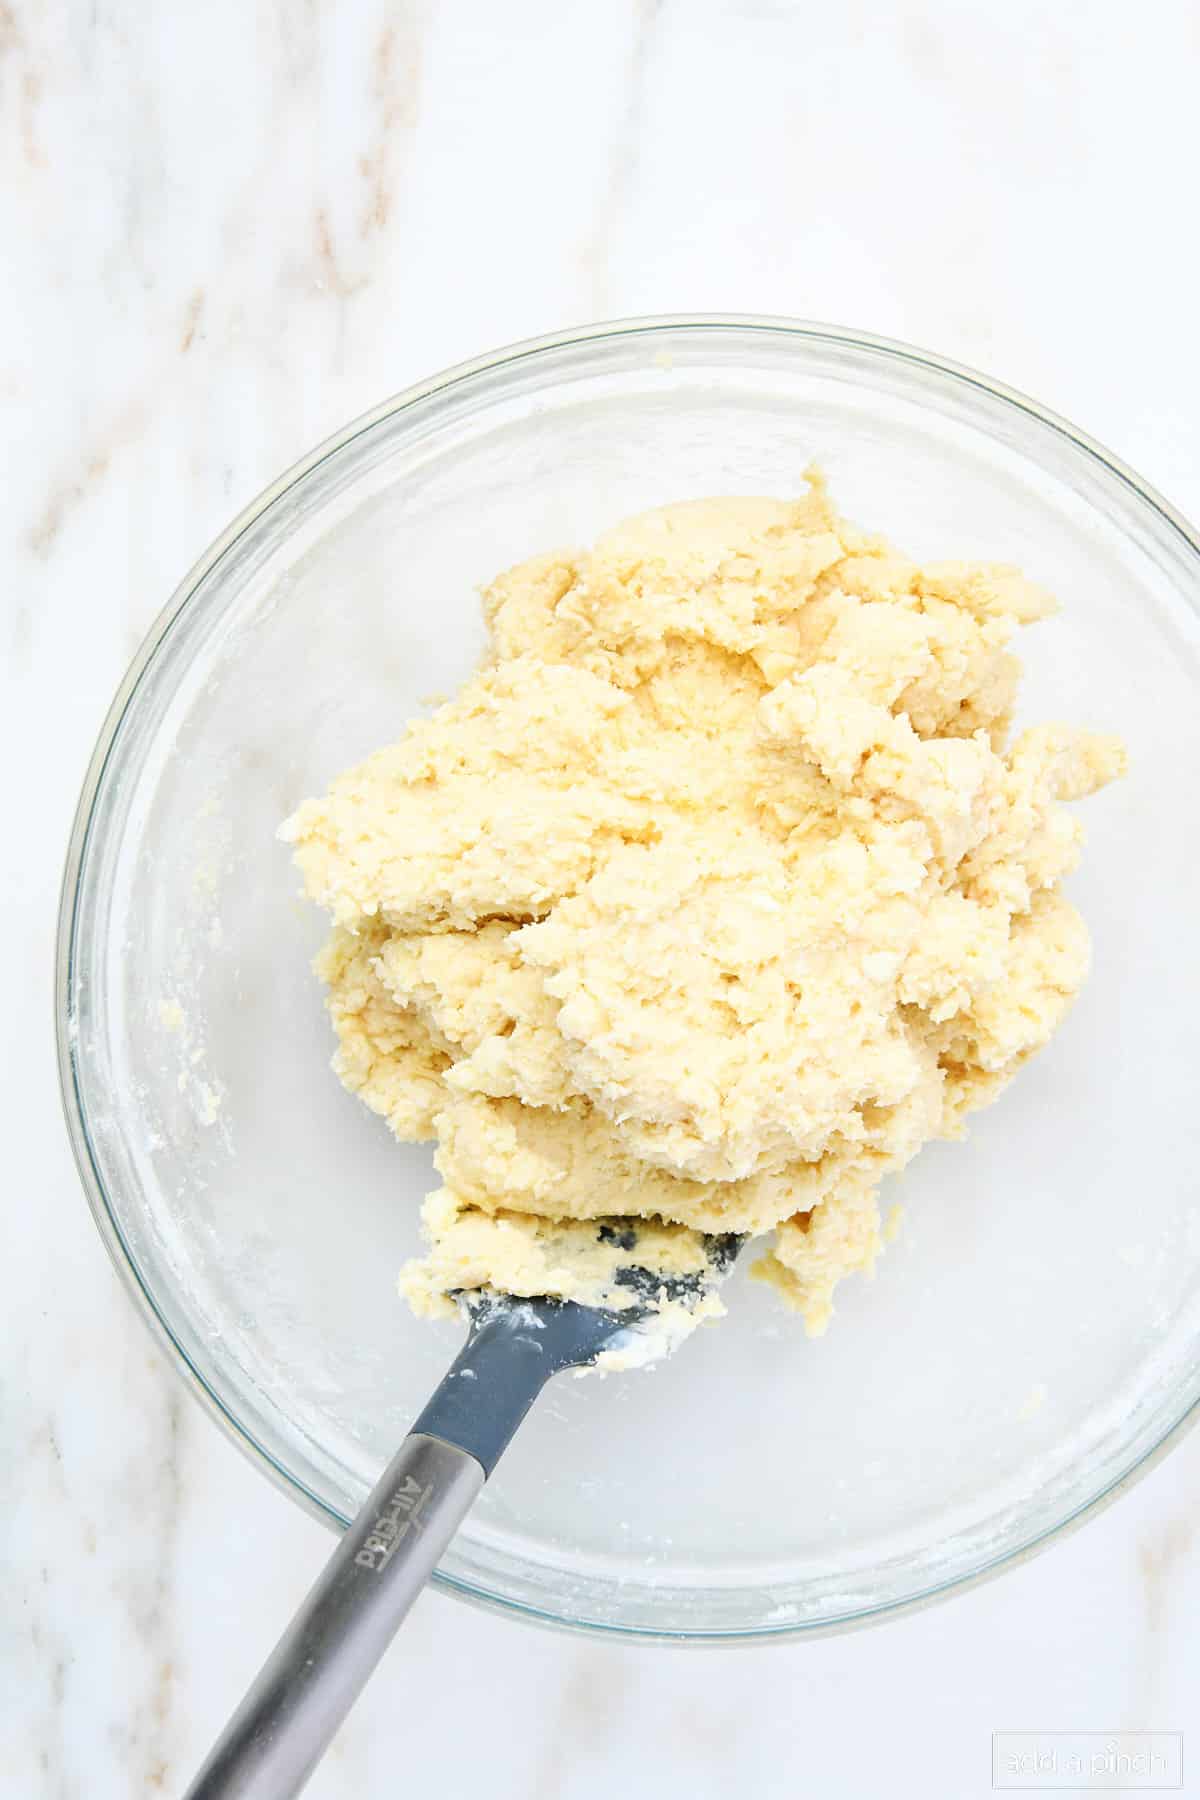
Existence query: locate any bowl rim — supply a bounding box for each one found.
[55,312,1200,1643]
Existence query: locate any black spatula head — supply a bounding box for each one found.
[412,1230,744,1474]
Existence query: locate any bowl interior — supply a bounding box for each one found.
[65,323,1200,1636]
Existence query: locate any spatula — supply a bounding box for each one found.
[184,1231,742,1799]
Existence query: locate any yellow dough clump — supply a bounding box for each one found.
[284,477,1124,1338]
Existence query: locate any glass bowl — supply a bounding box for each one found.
[57,318,1200,1641]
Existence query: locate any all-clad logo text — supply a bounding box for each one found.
[354,1474,433,1572]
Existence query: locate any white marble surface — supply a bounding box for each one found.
[5,2,1200,1794]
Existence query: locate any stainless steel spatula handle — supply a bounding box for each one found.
[184,1432,483,1799]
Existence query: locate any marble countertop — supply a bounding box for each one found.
[5,3,1200,1795]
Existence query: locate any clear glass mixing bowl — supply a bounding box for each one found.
[57,318,1200,1640]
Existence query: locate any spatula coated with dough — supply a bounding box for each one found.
[184,1230,742,1800]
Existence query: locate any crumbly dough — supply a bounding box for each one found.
[284,476,1124,1340]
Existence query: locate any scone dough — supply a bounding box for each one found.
[285,476,1124,1339]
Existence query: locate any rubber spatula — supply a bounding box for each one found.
[183,1232,742,1799]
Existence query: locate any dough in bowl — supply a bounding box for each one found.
[283,475,1124,1341]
